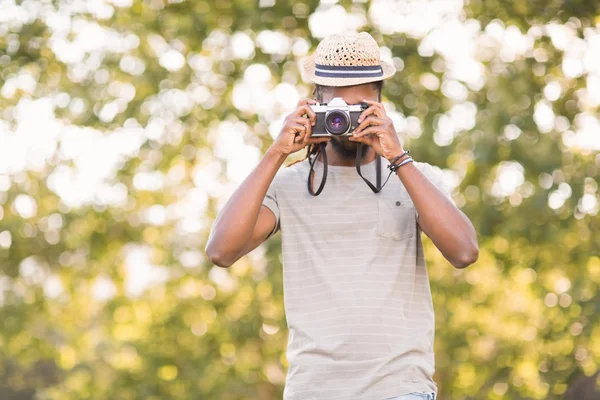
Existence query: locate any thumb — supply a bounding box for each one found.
[349,135,372,145]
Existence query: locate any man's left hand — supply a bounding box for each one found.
[348,99,405,161]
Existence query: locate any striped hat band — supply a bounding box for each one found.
[314,63,384,78]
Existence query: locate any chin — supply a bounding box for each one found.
[330,136,367,159]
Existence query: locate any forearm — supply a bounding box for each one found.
[396,162,479,268]
[348,98,478,268]
[205,147,286,263]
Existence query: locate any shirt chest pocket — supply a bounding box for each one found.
[376,199,416,241]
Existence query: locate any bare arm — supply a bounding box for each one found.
[396,163,479,269]
[205,148,285,267]
[349,99,478,269]
[205,98,330,268]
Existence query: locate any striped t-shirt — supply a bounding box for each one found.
[262,155,453,400]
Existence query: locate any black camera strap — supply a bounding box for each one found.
[308,142,391,196]
[356,144,396,193]
[307,142,328,196]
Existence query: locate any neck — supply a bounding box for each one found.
[318,142,376,167]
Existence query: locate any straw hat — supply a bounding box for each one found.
[303,32,396,87]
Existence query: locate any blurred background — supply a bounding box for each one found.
[1,0,599,399]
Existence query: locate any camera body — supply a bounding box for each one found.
[309,97,369,137]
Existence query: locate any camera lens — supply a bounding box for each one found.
[332,116,342,128]
[325,111,350,135]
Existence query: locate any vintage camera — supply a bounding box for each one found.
[309,97,369,137]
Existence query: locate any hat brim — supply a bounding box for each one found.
[302,53,396,87]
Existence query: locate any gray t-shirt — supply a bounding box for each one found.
[262,155,454,400]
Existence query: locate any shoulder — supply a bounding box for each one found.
[413,161,444,178]
[412,161,449,191]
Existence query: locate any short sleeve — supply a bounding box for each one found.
[262,181,280,239]
[413,162,456,219]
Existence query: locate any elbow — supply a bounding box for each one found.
[452,246,479,269]
[205,243,235,268]
[207,252,233,268]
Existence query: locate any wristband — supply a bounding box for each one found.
[388,150,410,168]
[388,156,413,172]
[379,154,414,190]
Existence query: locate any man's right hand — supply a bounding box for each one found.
[271,98,331,157]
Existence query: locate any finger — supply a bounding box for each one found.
[289,116,312,140]
[348,134,373,145]
[361,99,386,112]
[353,126,380,138]
[293,104,317,126]
[288,123,307,142]
[358,105,384,123]
[290,115,312,126]
[306,137,331,145]
[296,98,318,108]
[300,119,313,143]
[354,116,386,133]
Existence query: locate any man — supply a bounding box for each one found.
[206,32,478,400]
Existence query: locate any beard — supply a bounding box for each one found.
[329,136,370,160]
